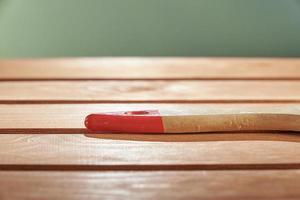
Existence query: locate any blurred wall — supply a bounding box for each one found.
[0,0,300,58]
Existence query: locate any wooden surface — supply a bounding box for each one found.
[1,134,300,168]
[0,58,300,199]
[1,170,300,200]
[1,104,300,130]
[1,57,300,80]
[1,81,300,103]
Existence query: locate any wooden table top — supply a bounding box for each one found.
[0,57,300,199]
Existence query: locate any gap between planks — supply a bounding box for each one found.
[1,163,300,171]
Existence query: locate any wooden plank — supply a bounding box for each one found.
[0,104,300,168]
[0,134,300,167]
[0,104,299,167]
[1,104,300,168]
[0,103,299,132]
[1,81,300,103]
[0,170,300,200]
[1,58,300,80]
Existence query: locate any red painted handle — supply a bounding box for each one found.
[85,110,164,133]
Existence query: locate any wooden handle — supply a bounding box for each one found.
[85,106,300,133]
[162,114,300,133]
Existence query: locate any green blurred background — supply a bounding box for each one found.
[0,0,300,58]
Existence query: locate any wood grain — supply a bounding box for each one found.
[0,134,299,167]
[1,81,300,103]
[1,58,300,80]
[0,170,300,200]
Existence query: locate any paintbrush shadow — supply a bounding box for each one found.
[84,132,300,143]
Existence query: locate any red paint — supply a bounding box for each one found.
[85,110,164,133]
